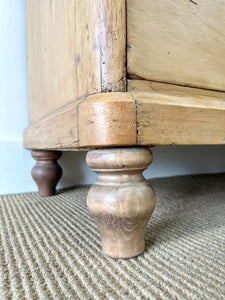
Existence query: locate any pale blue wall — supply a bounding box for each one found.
[0,1,225,194]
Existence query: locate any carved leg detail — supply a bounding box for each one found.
[86,147,156,258]
[31,150,62,196]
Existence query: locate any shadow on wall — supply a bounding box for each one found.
[58,151,97,187]
[144,145,225,179]
[57,145,225,188]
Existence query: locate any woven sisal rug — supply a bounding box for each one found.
[0,174,224,299]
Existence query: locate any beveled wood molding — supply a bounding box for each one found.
[23,99,83,150]
[131,91,225,146]
[78,93,136,147]
[23,92,137,150]
[127,80,225,99]
[24,90,225,150]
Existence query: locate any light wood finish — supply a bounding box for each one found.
[132,92,225,146]
[31,151,62,196]
[24,0,225,260]
[78,93,136,147]
[23,98,84,150]
[127,0,225,91]
[26,0,126,124]
[25,0,225,150]
[24,93,136,150]
[26,0,100,123]
[86,147,156,258]
[128,80,225,99]
[24,90,225,149]
[98,0,126,92]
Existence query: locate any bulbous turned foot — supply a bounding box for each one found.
[86,147,156,259]
[31,150,62,196]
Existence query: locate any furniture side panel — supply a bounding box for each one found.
[26,0,101,123]
[26,0,126,124]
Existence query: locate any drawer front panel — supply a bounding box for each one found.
[127,0,225,91]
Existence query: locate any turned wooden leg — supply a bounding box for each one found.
[86,147,156,258]
[31,150,62,196]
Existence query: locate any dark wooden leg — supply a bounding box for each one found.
[31,150,62,196]
[86,147,156,258]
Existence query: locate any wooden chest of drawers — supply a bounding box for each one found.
[24,0,225,258]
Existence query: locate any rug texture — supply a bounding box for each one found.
[0,174,225,300]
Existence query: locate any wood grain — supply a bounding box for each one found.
[86,147,156,258]
[128,80,225,99]
[78,93,136,147]
[23,99,84,150]
[23,92,137,149]
[31,150,62,196]
[26,0,100,123]
[132,92,225,146]
[98,0,126,92]
[24,90,225,149]
[127,0,225,91]
[26,0,126,124]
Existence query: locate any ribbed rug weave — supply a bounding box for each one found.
[0,174,225,300]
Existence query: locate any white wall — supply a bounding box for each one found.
[0,1,225,195]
